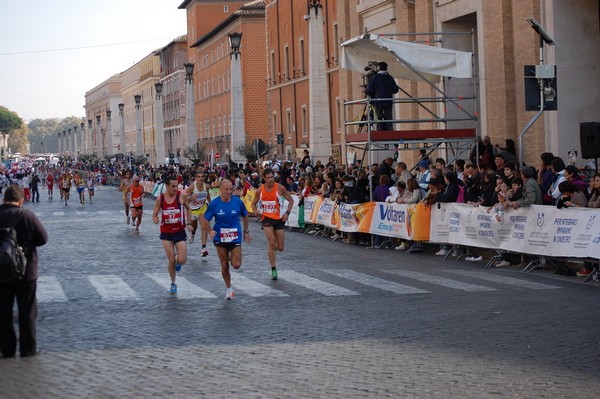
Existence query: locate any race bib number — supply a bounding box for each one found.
[163,209,181,224]
[132,196,142,206]
[262,200,277,214]
[219,228,239,243]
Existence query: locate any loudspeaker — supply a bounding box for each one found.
[580,122,600,159]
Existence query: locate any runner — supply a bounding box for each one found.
[118,170,134,225]
[86,173,95,203]
[152,176,193,295]
[46,170,54,200]
[250,167,294,280]
[61,171,72,206]
[128,176,144,233]
[200,179,250,300]
[76,174,86,205]
[183,170,211,256]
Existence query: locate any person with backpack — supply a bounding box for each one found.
[0,185,48,358]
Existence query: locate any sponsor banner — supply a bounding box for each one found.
[369,202,412,239]
[315,198,340,229]
[284,195,301,228]
[304,196,322,224]
[430,203,600,259]
[242,189,257,214]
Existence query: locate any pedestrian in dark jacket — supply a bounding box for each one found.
[0,185,48,358]
[364,61,399,131]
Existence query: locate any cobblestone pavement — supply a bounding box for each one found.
[1,185,599,398]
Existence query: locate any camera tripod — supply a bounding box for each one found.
[355,102,377,133]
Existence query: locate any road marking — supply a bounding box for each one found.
[88,275,138,301]
[146,273,217,299]
[445,270,562,290]
[324,270,429,294]
[52,212,65,216]
[75,211,88,215]
[37,276,68,302]
[385,270,496,292]
[96,211,111,215]
[205,272,288,297]
[282,270,359,296]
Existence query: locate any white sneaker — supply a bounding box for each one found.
[225,287,234,300]
[436,248,448,256]
[495,260,511,267]
[465,256,483,262]
[201,248,208,257]
[395,243,407,250]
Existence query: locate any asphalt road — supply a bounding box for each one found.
[1,185,599,398]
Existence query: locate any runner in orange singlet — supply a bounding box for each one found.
[250,168,293,280]
[128,176,145,233]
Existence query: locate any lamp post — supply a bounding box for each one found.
[134,94,142,159]
[118,103,126,160]
[228,32,245,165]
[184,62,197,166]
[73,125,78,162]
[67,128,72,159]
[57,132,62,155]
[106,109,113,158]
[87,119,93,156]
[154,82,166,166]
[80,121,85,155]
[96,114,102,157]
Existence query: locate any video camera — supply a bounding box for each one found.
[360,60,379,88]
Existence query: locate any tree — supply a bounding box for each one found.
[236,143,272,164]
[183,145,207,166]
[0,106,28,153]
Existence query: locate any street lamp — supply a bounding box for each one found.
[229,31,245,165]
[87,119,93,156]
[154,82,166,166]
[118,103,125,160]
[96,114,102,156]
[106,109,113,158]
[228,32,242,59]
[134,94,142,158]
[184,62,197,165]
[80,122,85,155]
[73,125,78,162]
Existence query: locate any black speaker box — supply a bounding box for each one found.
[580,122,600,159]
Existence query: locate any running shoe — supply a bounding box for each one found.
[225,287,234,300]
[201,248,208,257]
[126,217,130,225]
[175,262,182,272]
[271,268,278,280]
[169,283,177,295]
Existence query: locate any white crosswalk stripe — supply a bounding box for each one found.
[75,211,89,215]
[385,270,496,292]
[34,268,562,303]
[37,276,68,303]
[324,270,429,294]
[88,275,138,301]
[205,272,288,297]
[146,273,217,299]
[445,270,562,290]
[282,270,360,296]
[52,211,65,216]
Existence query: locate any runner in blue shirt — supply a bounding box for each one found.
[201,179,250,300]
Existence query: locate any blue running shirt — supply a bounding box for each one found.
[204,196,248,244]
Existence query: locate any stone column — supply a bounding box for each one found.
[307,2,332,165]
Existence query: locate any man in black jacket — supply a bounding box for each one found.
[0,185,48,358]
[364,61,399,131]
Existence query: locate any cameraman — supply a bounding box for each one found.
[364,61,399,131]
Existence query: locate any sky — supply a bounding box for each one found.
[0,0,186,121]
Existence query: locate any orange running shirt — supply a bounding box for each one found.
[260,183,281,220]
